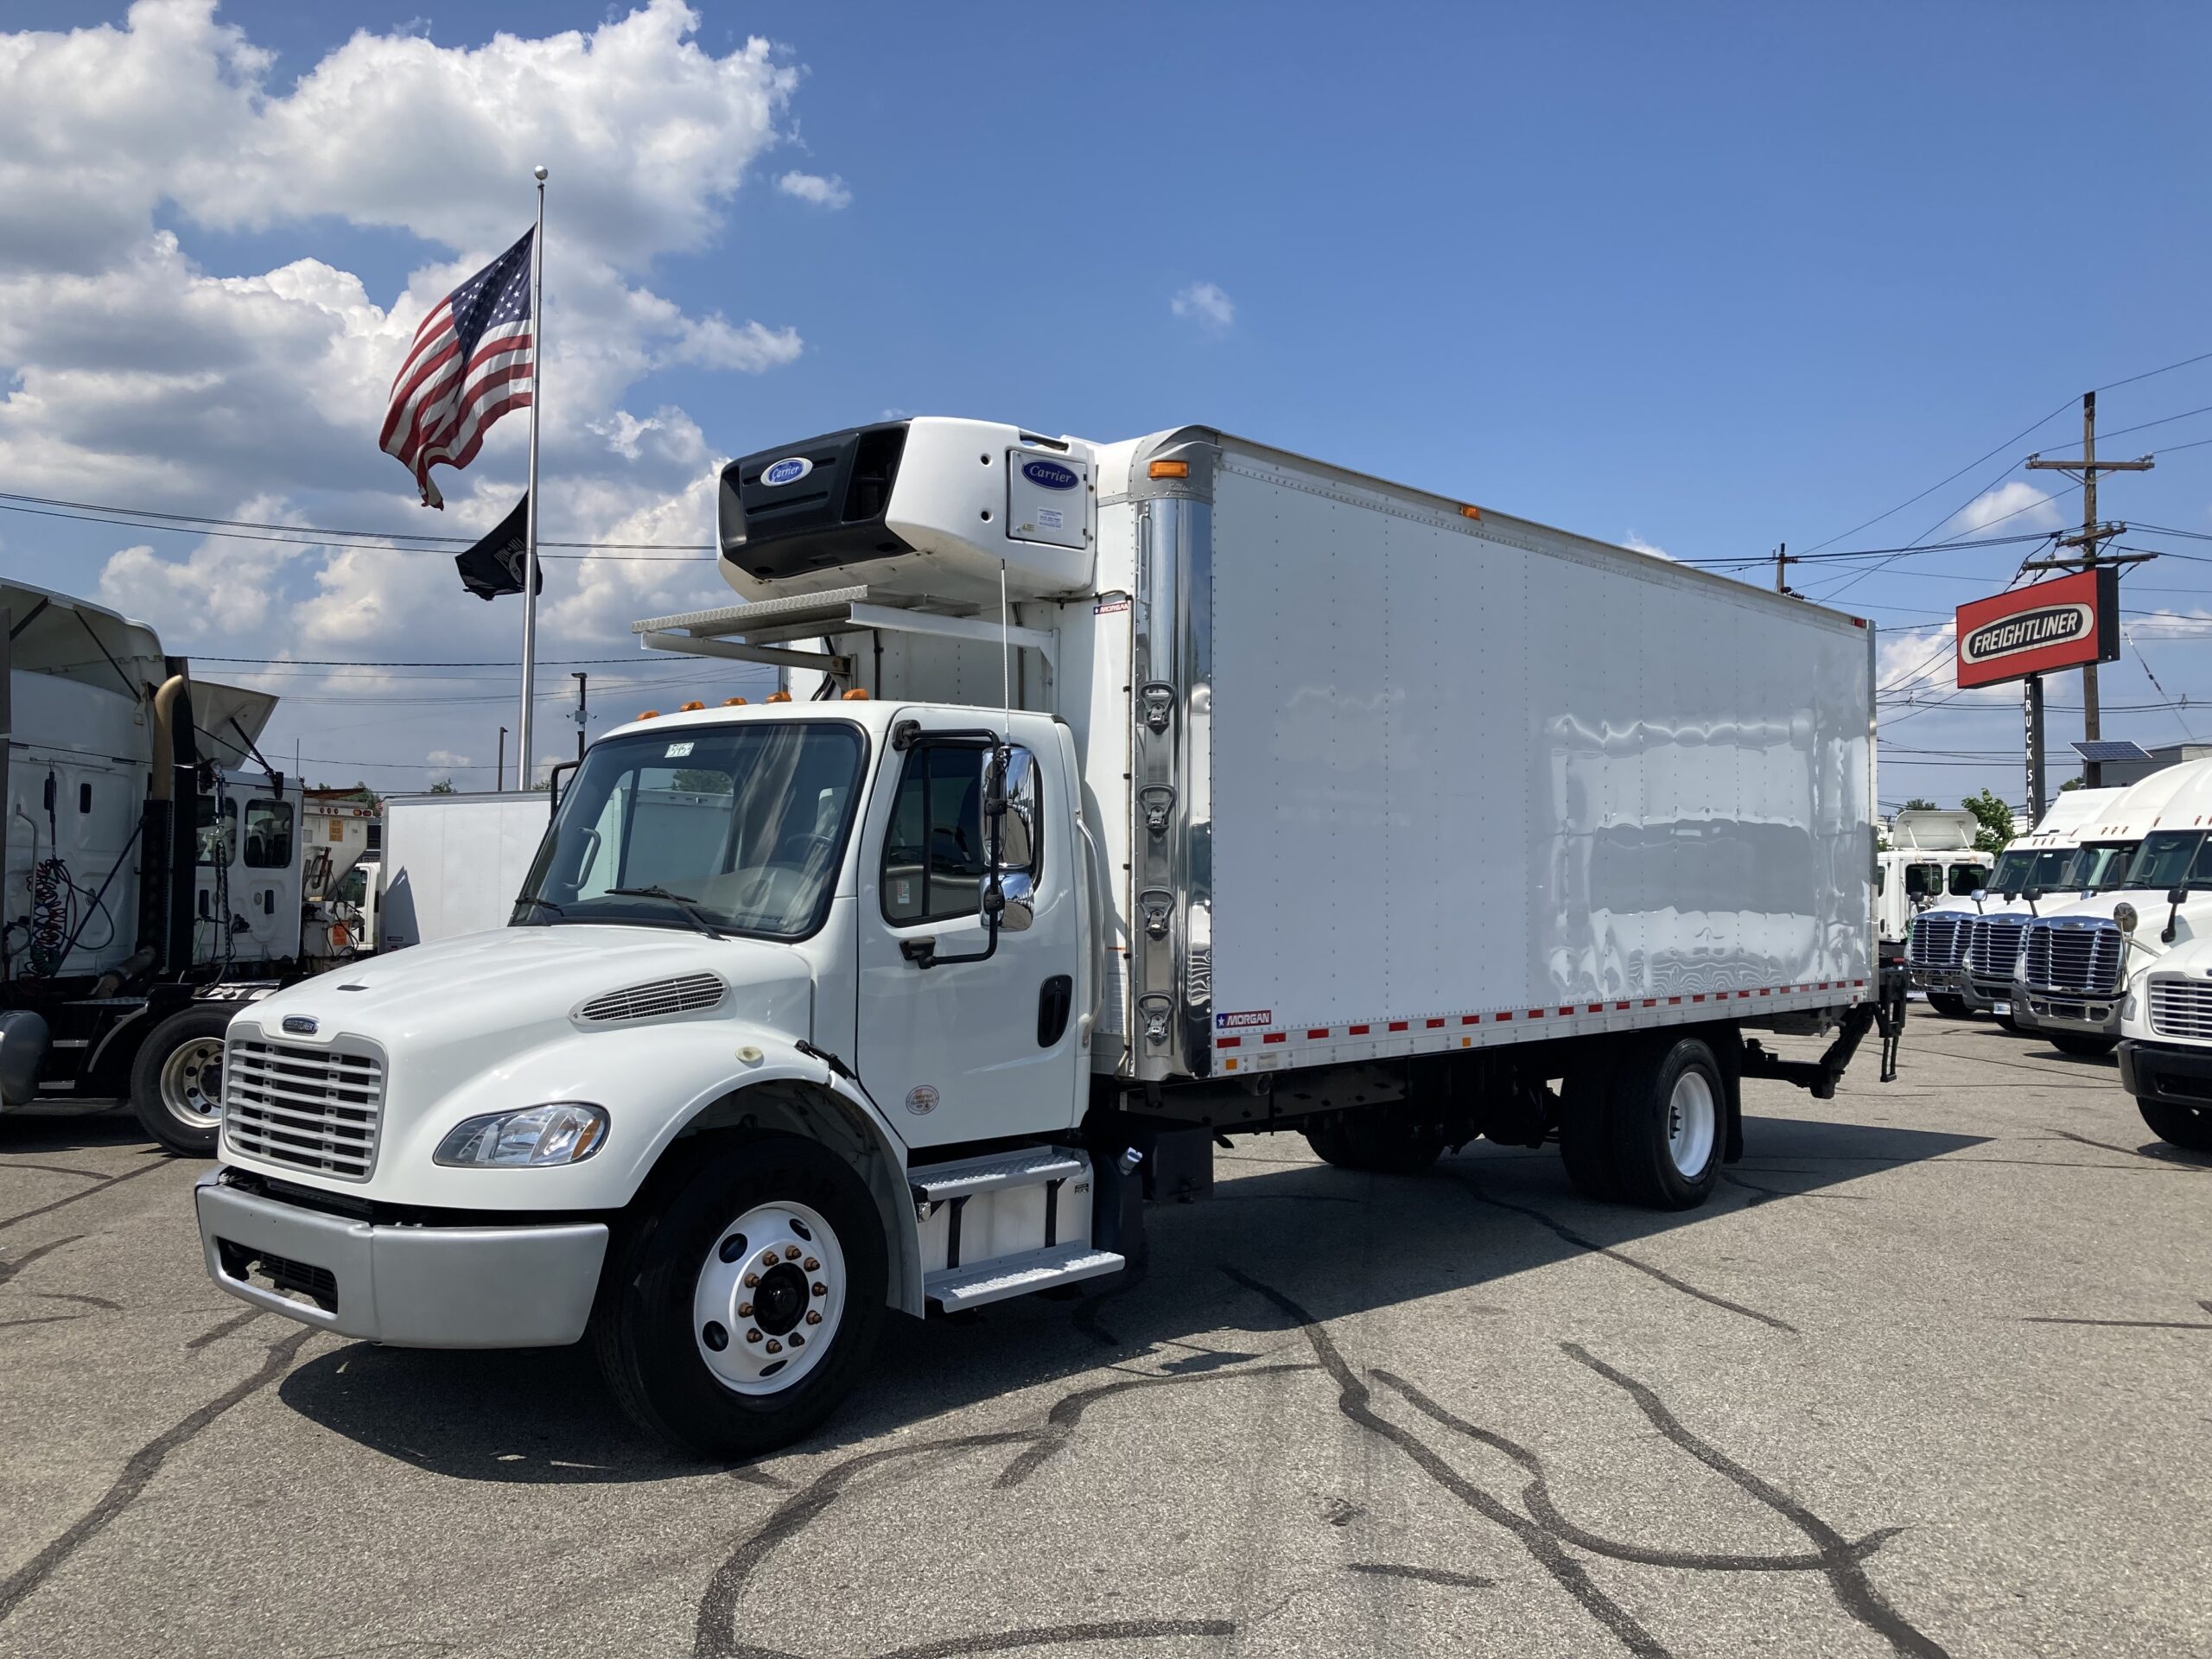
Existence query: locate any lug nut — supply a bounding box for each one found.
[745,1328,762,1344]
[717,1234,748,1263]
[765,1338,783,1354]
[811,1281,828,1297]
[803,1257,819,1272]
[702,1322,729,1351]
[737,1301,753,1317]
[804,1310,823,1325]
[788,1332,805,1347]
[760,1250,779,1268]
[742,1272,760,1287]
[784,1245,802,1261]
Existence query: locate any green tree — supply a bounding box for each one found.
[1963,787,2014,853]
[2059,776,2085,791]
[428,779,457,795]
[1903,798,1938,811]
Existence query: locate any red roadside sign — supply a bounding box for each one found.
[1954,567,2120,690]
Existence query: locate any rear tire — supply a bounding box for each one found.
[128,1004,231,1157]
[1556,1062,1620,1201]
[2138,1098,2212,1152]
[1927,994,1971,1019]
[1304,1114,1445,1175]
[594,1135,887,1459]
[2048,1032,2118,1058]
[1605,1036,1726,1211]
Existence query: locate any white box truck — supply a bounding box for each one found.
[372,791,557,950]
[195,417,1903,1457]
[1877,809,1991,947]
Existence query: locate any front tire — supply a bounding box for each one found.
[2048,1032,2118,1058]
[1303,1114,1446,1174]
[128,1004,231,1157]
[2139,1098,2212,1152]
[1605,1036,1726,1210]
[1927,993,1971,1019]
[594,1135,887,1459]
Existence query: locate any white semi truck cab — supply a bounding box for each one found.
[2118,931,2212,1151]
[197,416,1904,1457]
[1877,810,1990,948]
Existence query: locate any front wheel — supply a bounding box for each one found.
[2048,1032,2119,1058]
[594,1135,887,1459]
[1926,993,1971,1019]
[2138,1098,2212,1152]
[128,1004,232,1157]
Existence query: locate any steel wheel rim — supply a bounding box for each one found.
[1666,1070,1717,1178]
[692,1199,846,1396]
[160,1037,225,1129]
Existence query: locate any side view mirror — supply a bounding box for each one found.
[2170,886,2190,906]
[1970,887,1988,912]
[2165,886,2190,945]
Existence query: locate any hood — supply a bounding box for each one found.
[2025,891,2133,925]
[238,924,814,1117]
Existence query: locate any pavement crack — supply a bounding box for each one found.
[2021,1316,2212,1331]
[0,1234,80,1287]
[2045,1128,2209,1172]
[993,1363,1316,1490]
[1346,1561,1497,1590]
[1221,1265,1673,1658]
[1459,1179,1798,1335]
[0,1158,170,1233]
[1071,1255,1147,1349]
[0,1325,310,1624]
[33,1290,120,1313]
[183,1308,267,1351]
[868,1621,1234,1658]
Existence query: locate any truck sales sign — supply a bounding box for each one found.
[1954,567,2120,690]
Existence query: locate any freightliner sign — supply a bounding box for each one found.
[1953,567,2120,690]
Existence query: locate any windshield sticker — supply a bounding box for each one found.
[664,741,695,758]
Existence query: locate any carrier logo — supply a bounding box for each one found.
[1020,459,1080,492]
[1961,603,2094,665]
[760,456,813,486]
[1214,1008,1273,1030]
[281,1015,319,1035]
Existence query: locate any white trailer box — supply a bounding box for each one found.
[204,417,1899,1460]
[376,792,553,949]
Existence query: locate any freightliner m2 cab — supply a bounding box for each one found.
[197,418,1904,1456]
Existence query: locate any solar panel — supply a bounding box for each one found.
[2071,740,2152,763]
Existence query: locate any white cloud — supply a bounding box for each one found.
[1951,480,2061,537]
[1876,621,1957,699]
[1623,533,1672,562]
[776,171,851,210]
[1171,281,1235,330]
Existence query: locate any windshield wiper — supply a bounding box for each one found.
[607,886,726,940]
[514,894,565,918]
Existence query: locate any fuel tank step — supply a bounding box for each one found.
[925,1244,1125,1312]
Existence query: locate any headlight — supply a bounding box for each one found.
[2113,902,2139,935]
[435,1103,608,1167]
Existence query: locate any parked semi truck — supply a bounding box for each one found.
[1904,787,2120,1018]
[0,581,345,1155]
[2117,930,2212,1152]
[1877,809,1991,947]
[195,417,1904,1456]
[2009,760,2212,1054]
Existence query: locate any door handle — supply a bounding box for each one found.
[1037,974,1073,1047]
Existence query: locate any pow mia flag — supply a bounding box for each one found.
[454,493,543,601]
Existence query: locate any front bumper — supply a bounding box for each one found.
[1908,966,1966,995]
[196,1171,608,1348]
[2119,1039,2212,1108]
[2016,986,2123,1037]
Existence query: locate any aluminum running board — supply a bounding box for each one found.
[925,1245,1125,1312]
[907,1147,1087,1204]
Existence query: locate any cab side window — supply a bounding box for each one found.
[1904,862,1942,898]
[244,799,294,869]
[882,747,986,925]
[1948,864,1982,897]
[195,797,237,867]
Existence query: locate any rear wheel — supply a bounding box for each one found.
[2138,1098,2212,1152]
[594,1135,887,1459]
[1557,1062,1620,1201]
[2048,1032,2118,1058]
[1606,1036,1726,1210]
[128,1004,231,1157]
[1926,993,1971,1018]
[1304,1114,1446,1175]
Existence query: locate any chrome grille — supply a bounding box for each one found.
[1909,912,1969,970]
[1967,914,2029,982]
[2148,978,2212,1040]
[2019,919,2125,995]
[577,972,724,1023]
[221,1038,385,1182]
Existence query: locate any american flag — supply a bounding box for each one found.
[380,229,535,508]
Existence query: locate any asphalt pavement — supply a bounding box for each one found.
[2,1018,2207,1658]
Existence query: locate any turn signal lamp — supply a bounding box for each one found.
[681,700,705,711]
[722,697,747,707]
[841,689,870,701]
[638,709,660,720]
[765,690,793,703]
[1460,505,1482,520]
[1148,459,1190,479]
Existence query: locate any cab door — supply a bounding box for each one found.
[855,713,1084,1150]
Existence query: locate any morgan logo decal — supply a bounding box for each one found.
[761,456,813,486]
[1214,1009,1273,1030]
[1960,604,2094,664]
[904,1084,939,1116]
[1020,459,1080,491]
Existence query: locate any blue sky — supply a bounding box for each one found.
[4,2,2210,808]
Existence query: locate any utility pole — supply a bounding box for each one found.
[2024,391,2155,787]
[496,725,507,789]
[1771,543,1796,595]
[572,672,588,763]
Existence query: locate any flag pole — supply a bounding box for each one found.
[517,164,548,791]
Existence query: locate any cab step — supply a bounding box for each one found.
[908,1146,1087,1204]
[925,1245,1126,1312]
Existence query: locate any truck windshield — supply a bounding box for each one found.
[515,721,866,940]
[2127,830,2212,893]
[2071,842,2133,891]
